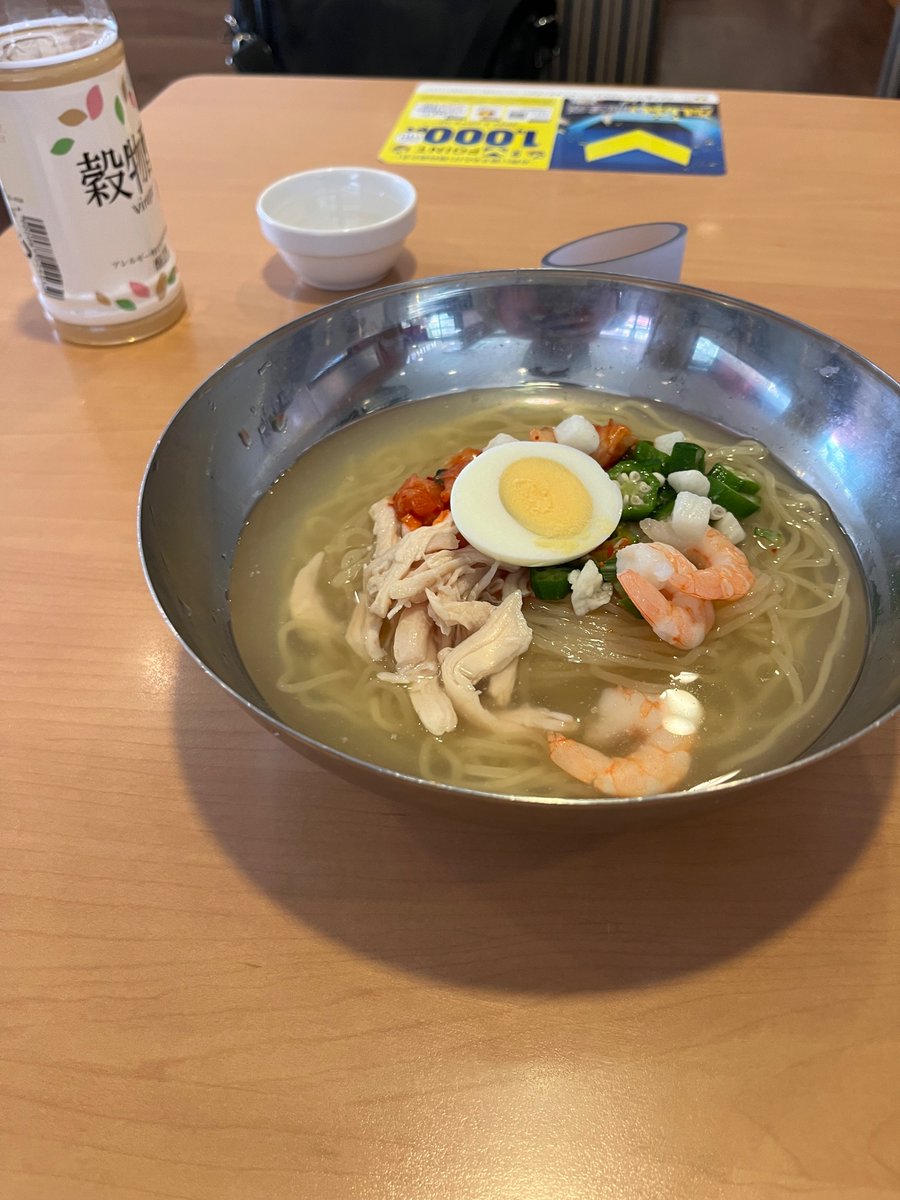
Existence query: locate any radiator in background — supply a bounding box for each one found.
[551,0,658,84]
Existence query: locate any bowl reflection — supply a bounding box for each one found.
[139,270,900,815]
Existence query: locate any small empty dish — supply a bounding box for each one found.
[257,166,417,291]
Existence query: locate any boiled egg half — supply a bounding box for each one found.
[449,440,623,567]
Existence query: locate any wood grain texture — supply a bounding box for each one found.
[1,76,899,1200]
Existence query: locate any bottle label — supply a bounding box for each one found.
[0,58,181,326]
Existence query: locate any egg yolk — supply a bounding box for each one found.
[498,457,592,541]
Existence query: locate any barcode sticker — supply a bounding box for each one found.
[22,215,64,299]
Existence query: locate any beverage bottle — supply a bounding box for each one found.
[0,0,185,345]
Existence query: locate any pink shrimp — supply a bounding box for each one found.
[674,527,754,600]
[527,419,633,468]
[591,419,634,468]
[620,530,754,603]
[547,686,703,797]
[528,426,557,443]
[617,568,715,649]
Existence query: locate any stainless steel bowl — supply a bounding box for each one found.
[139,270,900,813]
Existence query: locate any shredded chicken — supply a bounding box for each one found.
[377,604,457,736]
[390,602,434,670]
[346,592,385,662]
[347,498,423,662]
[485,660,518,707]
[426,590,493,636]
[438,592,573,735]
[482,574,529,703]
[289,552,342,638]
[502,569,530,597]
[368,520,460,618]
[370,498,401,555]
[337,500,574,737]
[384,548,486,616]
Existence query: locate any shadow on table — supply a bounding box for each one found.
[174,656,894,994]
[261,249,418,305]
[14,294,60,344]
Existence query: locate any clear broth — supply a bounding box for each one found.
[230,389,867,798]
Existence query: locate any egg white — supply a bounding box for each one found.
[449,440,623,567]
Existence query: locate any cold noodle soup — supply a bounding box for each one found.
[230,389,866,800]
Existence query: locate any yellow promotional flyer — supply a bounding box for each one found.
[380,84,564,172]
[381,83,726,175]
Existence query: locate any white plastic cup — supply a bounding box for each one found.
[542,222,687,283]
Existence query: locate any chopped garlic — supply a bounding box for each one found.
[639,516,692,551]
[660,688,704,737]
[617,543,674,586]
[567,560,612,616]
[483,432,518,450]
[671,490,711,544]
[555,414,600,455]
[713,511,746,544]
[667,469,710,496]
[653,430,685,455]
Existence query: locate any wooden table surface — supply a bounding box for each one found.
[2,76,899,1200]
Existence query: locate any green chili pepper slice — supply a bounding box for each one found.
[665,441,706,474]
[707,462,761,495]
[626,440,669,473]
[707,464,761,517]
[753,526,784,552]
[652,484,677,518]
[530,565,575,601]
[608,462,661,520]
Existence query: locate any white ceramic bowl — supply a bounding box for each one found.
[256,167,417,291]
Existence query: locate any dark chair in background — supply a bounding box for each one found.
[226,0,559,81]
[223,0,898,92]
